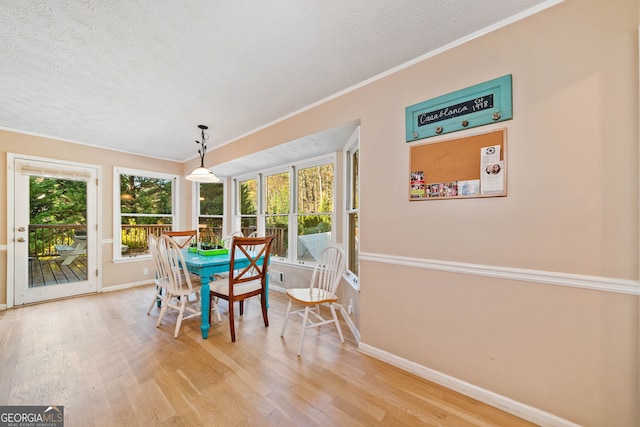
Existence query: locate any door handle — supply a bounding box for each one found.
[17,237,26,242]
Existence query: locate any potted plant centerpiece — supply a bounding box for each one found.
[197,233,228,256]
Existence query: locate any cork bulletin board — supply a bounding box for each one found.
[409,128,507,200]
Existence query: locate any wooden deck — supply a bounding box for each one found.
[29,256,87,287]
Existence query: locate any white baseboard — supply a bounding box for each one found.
[0,304,6,311]
[336,303,361,342]
[101,280,154,292]
[358,342,581,427]
[268,284,286,294]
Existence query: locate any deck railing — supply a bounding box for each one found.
[121,224,173,254]
[29,224,86,258]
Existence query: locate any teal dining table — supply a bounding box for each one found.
[181,249,269,339]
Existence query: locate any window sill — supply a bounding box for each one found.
[343,273,360,293]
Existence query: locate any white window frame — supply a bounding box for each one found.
[343,127,360,291]
[229,153,336,266]
[113,167,179,261]
[293,154,336,266]
[233,173,261,237]
[262,165,292,262]
[192,180,227,238]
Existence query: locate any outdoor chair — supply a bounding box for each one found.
[55,231,87,266]
[280,245,347,355]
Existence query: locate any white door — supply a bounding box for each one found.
[9,156,98,305]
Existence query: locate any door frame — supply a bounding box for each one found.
[6,153,102,308]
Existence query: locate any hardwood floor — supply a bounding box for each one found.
[0,286,537,426]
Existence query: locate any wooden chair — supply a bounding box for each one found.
[280,245,346,355]
[208,236,274,342]
[156,235,205,338]
[146,234,170,314]
[162,229,197,249]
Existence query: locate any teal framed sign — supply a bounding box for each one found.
[406,74,512,142]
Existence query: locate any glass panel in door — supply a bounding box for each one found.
[13,157,97,305]
[29,176,89,286]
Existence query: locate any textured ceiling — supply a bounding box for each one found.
[0,0,555,168]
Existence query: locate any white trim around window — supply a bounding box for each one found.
[113,167,179,262]
[343,127,360,291]
[231,153,336,266]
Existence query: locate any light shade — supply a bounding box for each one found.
[185,124,220,183]
[186,166,220,182]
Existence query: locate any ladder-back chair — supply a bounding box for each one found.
[209,235,274,342]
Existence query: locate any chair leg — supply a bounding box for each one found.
[239,300,244,316]
[280,300,293,336]
[260,295,269,327]
[228,298,236,342]
[329,304,344,343]
[156,293,171,327]
[207,294,223,325]
[174,297,187,338]
[147,287,161,315]
[209,295,221,323]
[297,307,311,356]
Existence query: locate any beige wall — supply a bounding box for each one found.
[0,0,638,425]
[0,130,189,303]
[200,0,640,425]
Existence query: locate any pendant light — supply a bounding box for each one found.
[185,124,220,182]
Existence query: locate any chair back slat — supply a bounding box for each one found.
[148,234,169,286]
[310,246,346,295]
[163,230,197,249]
[228,236,274,289]
[159,234,196,293]
[209,235,275,342]
[222,231,244,249]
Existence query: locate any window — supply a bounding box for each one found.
[264,170,290,258]
[344,128,360,288]
[114,167,177,259]
[230,154,335,266]
[236,177,258,236]
[197,181,224,243]
[296,162,334,263]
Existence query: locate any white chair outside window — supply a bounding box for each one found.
[280,245,347,355]
[55,231,87,266]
